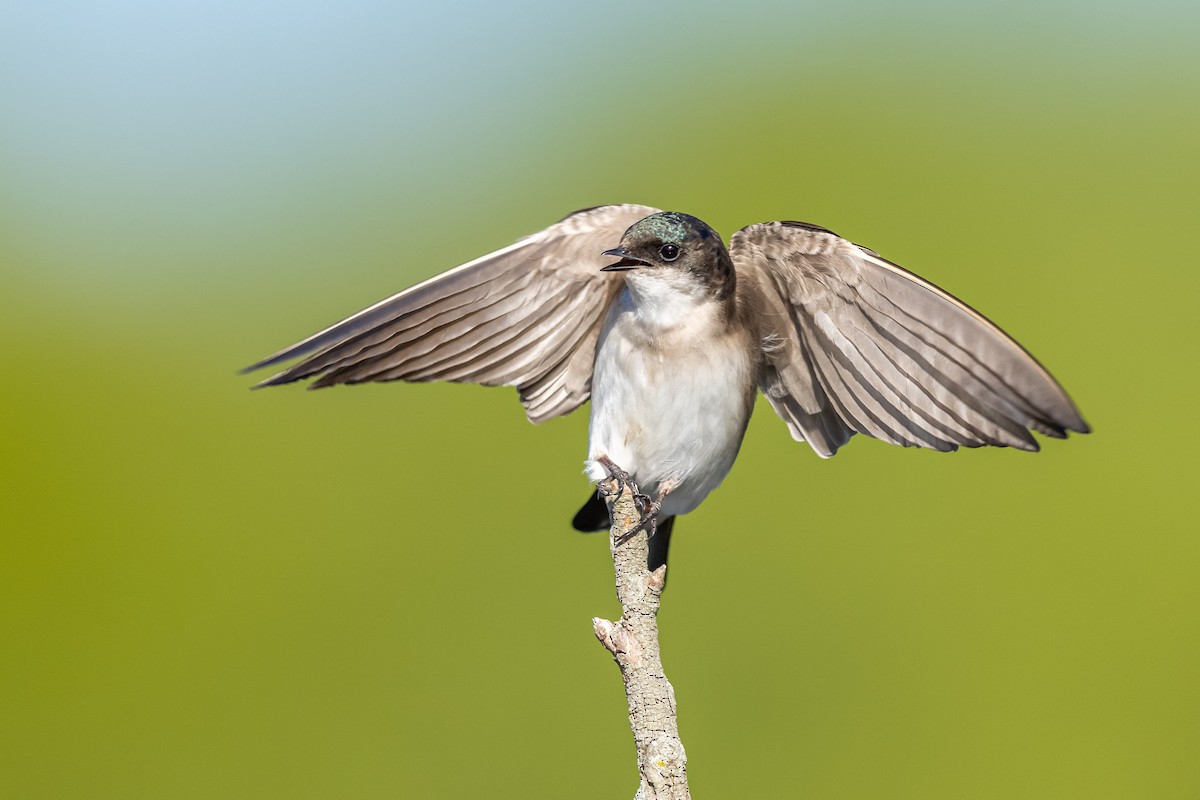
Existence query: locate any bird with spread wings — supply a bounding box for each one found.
[246,204,1088,571]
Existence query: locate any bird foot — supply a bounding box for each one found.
[595,455,660,543]
[595,454,633,498]
[615,495,661,545]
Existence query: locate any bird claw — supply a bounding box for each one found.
[596,455,661,543]
[596,455,632,498]
[615,496,660,545]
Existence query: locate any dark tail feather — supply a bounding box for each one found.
[571,491,610,532]
[648,515,675,579]
[570,491,676,582]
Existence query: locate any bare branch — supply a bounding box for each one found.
[592,469,690,800]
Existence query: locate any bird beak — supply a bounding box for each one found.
[600,247,651,272]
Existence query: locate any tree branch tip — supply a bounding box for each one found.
[592,458,689,796]
[647,565,667,593]
[593,617,617,649]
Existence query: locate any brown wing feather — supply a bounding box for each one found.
[732,221,1088,456]
[245,203,661,423]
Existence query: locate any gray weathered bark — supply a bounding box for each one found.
[592,470,691,800]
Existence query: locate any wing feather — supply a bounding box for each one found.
[245,203,660,422]
[732,221,1088,455]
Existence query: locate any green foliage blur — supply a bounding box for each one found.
[2,2,1197,797]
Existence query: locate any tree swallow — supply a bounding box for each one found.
[245,205,1089,573]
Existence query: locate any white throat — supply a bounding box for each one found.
[622,269,712,332]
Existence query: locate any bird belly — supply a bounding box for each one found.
[586,324,753,518]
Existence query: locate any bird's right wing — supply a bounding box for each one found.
[244,204,660,423]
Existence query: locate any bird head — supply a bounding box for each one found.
[601,211,735,300]
[601,211,720,271]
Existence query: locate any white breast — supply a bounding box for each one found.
[585,274,755,518]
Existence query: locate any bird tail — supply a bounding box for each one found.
[571,490,610,532]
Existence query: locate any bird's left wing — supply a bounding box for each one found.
[244,203,660,423]
[731,221,1089,456]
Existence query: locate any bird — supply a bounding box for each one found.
[244,204,1089,575]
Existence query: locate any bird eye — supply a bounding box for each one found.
[659,243,680,261]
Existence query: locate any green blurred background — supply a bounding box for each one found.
[2,1,1197,797]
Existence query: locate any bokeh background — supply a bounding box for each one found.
[2,1,1197,797]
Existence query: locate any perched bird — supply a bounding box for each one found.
[245,204,1088,574]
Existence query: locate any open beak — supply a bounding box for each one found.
[600,247,651,272]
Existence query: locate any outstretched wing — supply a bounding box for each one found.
[731,221,1089,456]
[244,203,660,423]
